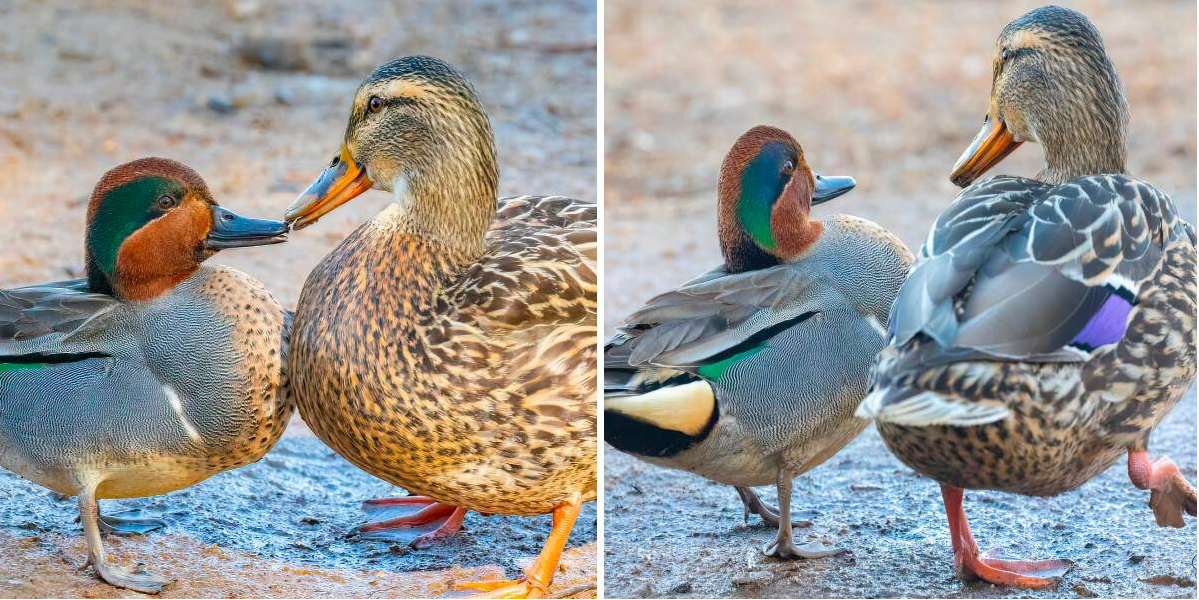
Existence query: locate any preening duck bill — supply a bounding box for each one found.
[285,144,374,230]
[812,174,856,204]
[950,115,1022,188]
[205,206,288,249]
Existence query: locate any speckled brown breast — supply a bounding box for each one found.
[291,198,597,516]
[194,267,294,473]
[877,240,1196,496]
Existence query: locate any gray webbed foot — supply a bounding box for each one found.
[90,559,173,594]
[759,474,845,560]
[763,536,847,560]
[78,487,172,593]
[99,510,166,536]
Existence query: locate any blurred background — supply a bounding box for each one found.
[604,1,1196,598]
[0,1,596,597]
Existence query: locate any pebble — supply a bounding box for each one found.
[236,37,311,72]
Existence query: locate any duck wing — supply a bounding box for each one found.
[867,174,1192,424]
[448,195,596,330]
[0,279,120,358]
[608,262,837,373]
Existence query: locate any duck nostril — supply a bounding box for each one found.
[222,213,235,222]
[330,155,341,167]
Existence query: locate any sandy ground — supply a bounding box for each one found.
[0,0,596,597]
[603,0,1198,598]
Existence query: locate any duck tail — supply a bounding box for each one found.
[857,385,1010,427]
[604,380,718,458]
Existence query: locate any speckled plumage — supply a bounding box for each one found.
[283,56,596,597]
[865,175,1196,496]
[860,5,1196,588]
[291,195,597,516]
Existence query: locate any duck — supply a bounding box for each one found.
[604,125,913,559]
[0,157,291,593]
[282,55,596,598]
[859,5,1197,589]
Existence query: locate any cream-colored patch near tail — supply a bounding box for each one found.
[605,381,715,436]
[164,384,204,444]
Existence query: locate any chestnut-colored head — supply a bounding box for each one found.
[717,126,855,273]
[286,56,498,258]
[951,6,1128,187]
[85,158,287,301]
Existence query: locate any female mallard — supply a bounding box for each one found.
[283,56,596,598]
[605,126,912,560]
[0,158,290,592]
[861,6,1196,589]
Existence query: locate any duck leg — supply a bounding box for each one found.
[940,484,1071,589]
[454,498,582,599]
[761,473,845,559]
[359,496,468,548]
[78,487,172,593]
[1127,449,1197,528]
[734,486,814,528]
[735,486,782,526]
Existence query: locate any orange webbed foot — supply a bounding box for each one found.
[956,548,1072,589]
[357,496,467,547]
[450,577,546,599]
[941,485,1070,590]
[1128,451,1197,528]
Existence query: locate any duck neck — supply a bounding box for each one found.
[380,144,499,267]
[1034,76,1129,184]
[718,220,780,273]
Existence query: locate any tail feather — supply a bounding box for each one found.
[858,386,1010,427]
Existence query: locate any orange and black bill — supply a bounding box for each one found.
[285,144,374,229]
[949,116,1022,188]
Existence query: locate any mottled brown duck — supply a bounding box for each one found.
[284,56,596,599]
[861,6,1196,589]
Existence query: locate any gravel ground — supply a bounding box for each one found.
[603,1,1197,598]
[0,0,596,597]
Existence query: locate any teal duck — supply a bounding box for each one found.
[0,158,291,592]
[606,126,913,560]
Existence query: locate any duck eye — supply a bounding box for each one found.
[367,96,384,114]
[782,160,795,174]
[157,195,178,210]
[1000,48,1015,62]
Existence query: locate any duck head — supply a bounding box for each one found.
[286,56,498,257]
[951,5,1129,187]
[85,158,287,301]
[717,126,855,273]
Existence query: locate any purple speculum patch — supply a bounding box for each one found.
[1070,293,1134,351]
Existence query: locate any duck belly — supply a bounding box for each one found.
[876,417,1124,496]
[644,423,781,488]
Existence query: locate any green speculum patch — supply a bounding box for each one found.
[736,142,791,252]
[696,345,766,381]
[0,362,47,375]
[86,177,176,277]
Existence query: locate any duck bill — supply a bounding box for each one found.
[811,174,856,205]
[206,206,289,250]
[285,144,374,230]
[950,116,1022,188]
